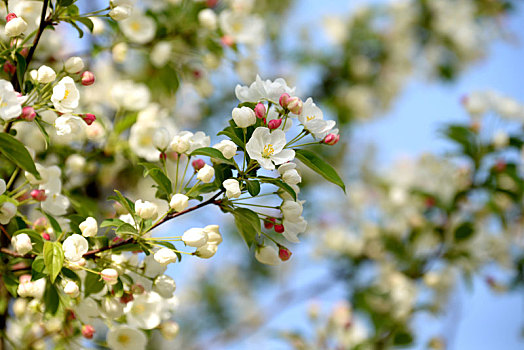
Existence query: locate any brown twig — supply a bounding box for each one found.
[0,247,34,259]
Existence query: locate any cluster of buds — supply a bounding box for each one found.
[279,93,303,115]
[264,218,284,233]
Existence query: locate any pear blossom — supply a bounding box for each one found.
[153,248,178,266]
[11,233,32,255]
[107,326,147,350]
[169,132,191,153]
[195,243,218,258]
[51,77,80,113]
[135,199,158,220]
[223,179,241,199]
[0,202,17,225]
[54,114,85,136]
[281,200,308,242]
[64,57,84,73]
[119,13,156,44]
[203,225,222,245]
[79,217,98,237]
[101,297,124,319]
[246,127,295,170]
[299,98,336,138]
[219,10,264,46]
[170,193,189,212]
[235,75,295,103]
[213,140,237,159]
[0,80,26,121]
[153,275,176,298]
[197,164,215,183]
[278,163,301,185]
[63,281,79,297]
[63,234,88,262]
[17,276,45,299]
[5,17,27,37]
[36,65,56,83]
[182,227,208,247]
[188,131,211,153]
[232,106,256,128]
[255,245,281,265]
[101,268,119,285]
[41,192,69,216]
[124,292,163,329]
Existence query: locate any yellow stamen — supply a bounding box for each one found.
[131,22,141,31]
[306,115,315,121]
[63,89,70,100]
[262,144,275,158]
[117,334,130,344]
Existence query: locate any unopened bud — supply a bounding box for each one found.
[254,103,266,119]
[20,106,36,121]
[131,284,145,295]
[264,218,275,229]
[274,224,284,233]
[221,35,234,46]
[278,247,292,261]
[42,232,50,240]
[81,325,95,339]
[279,93,290,108]
[120,292,134,304]
[101,268,118,285]
[30,189,47,201]
[5,13,17,22]
[323,133,339,145]
[192,158,205,171]
[268,118,282,130]
[81,71,95,86]
[82,113,96,125]
[287,97,303,114]
[3,61,15,75]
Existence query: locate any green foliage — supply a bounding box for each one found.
[294,149,346,192]
[0,133,40,178]
[232,207,261,248]
[43,241,64,283]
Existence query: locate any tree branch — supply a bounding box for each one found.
[0,247,34,258]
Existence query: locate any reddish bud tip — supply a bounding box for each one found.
[3,61,15,75]
[278,247,292,261]
[159,152,167,161]
[494,160,506,172]
[81,325,95,339]
[81,71,95,86]
[274,224,284,233]
[206,0,218,7]
[19,48,28,57]
[20,106,36,121]
[264,218,276,229]
[120,292,134,304]
[131,284,145,295]
[425,197,436,208]
[254,103,266,119]
[279,93,290,108]
[5,13,17,22]
[221,35,234,46]
[323,133,340,145]
[268,118,282,130]
[192,158,205,171]
[30,189,47,201]
[112,236,124,244]
[42,233,51,240]
[82,113,96,125]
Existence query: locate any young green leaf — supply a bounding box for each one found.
[43,242,64,283]
[139,163,173,197]
[294,149,345,192]
[44,281,60,315]
[84,271,104,298]
[191,147,236,165]
[245,179,261,197]
[232,207,261,248]
[0,133,40,178]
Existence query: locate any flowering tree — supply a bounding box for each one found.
[0,0,345,348]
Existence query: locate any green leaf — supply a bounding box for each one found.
[214,163,234,188]
[154,241,181,261]
[0,133,39,178]
[34,118,50,149]
[294,149,345,192]
[43,242,64,283]
[58,0,75,6]
[100,218,126,228]
[84,271,104,298]
[191,147,235,165]
[61,267,81,286]
[217,126,244,150]
[258,177,297,201]
[454,222,475,241]
[232,207,261,248]
[67,214,85,235]
[39,210,62,233]
[15,52,26,91]
[32,256,47,280]
[67,19,84,38]
[2,274,19,297]
[245,180,260,197]
[76,17,93,32]
[44,281,60,315]
[116,223,138,236]
[139,163,172,197]
[108,190,136,220]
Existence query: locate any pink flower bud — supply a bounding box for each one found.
[279,93,290,108]
[278,247,292,261]
[19,274,31,284]
[264,218,275,229]
[159,152,167,161]
[30,189,47,201]
[221,35,234,46]
[207,0,218,7]
[20,106,36,121]
[20,48,28,57]
[287,97,303,115]
[254,103,266,119]
[81,71,95,86]
[101,268,118,285]
[81,325,95,339]
[323,133,340,145]
[274,224,284,233]
[82,113,96,125]
[42,233,50,240]
[268,118,282,130]
[192,158,205,171]
[3,61,15,75]
[33,217,48,231]
[120,292,134,304]
[5,13,17,22]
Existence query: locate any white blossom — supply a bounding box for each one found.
[213,140,237,159]
[204,225,222,245]
[182,227,208,247]
[232,106,256,128]
[197,164,215,183]
[124,292,163,330]
[255,245,280,265]
[102,297,124,319]
[299,98,336,138]
[223,178,241,199]
[153,275,176,298]
[64,56,84,73]
[101,268,119,285]
[170,194,189,212]
[195,243,218,258]
[0,80,26,121]
[135,199,158,220]
[153,248,178,266]
[63,281,79,298]
[36,65,56,83]
[79,217,97,237]
[54,114,85,136]
[51,77,80,113]
[198,8,217,30]
[0,202,17,225]
[11,233,32,255]
[5,17,27,37]
[246,127,295,170]
[278,162,301,185]
[63,234,88,262]
[235,75,295,103]
[107,326,147,350]
[119,13,156,44]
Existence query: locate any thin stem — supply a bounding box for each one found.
[185,180,201,196]
[5,168,19,190]
[234,203,279,209]
[174,155,180,191]
[286,141,321,148]
[178,156,191,193]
